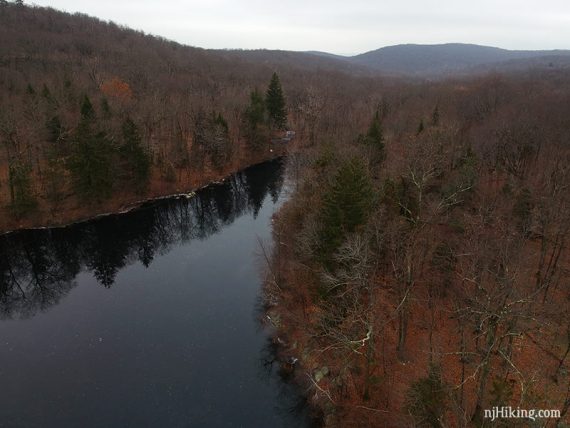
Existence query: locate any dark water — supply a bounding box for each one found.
[0,159,310,428]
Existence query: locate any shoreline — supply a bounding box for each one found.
[0,155,284,237]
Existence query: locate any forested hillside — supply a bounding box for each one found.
[0,2,387,231]
[351,43,570,76]
[1,2,569,427]
[266,71,570,426]
[215,44,570,78]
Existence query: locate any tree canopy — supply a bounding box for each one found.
[265,72,287,130]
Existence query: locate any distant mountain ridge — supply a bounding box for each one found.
[218,43,570,78]
[349,43,570,75]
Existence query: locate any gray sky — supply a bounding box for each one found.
[31,0,570,55]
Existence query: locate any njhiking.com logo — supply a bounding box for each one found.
[484,406,561,422]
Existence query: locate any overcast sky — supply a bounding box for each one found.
[31,0,570,55]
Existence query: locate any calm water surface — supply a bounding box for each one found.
[0,159,310,428]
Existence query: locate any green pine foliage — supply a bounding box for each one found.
[417,119,425,135]
[41,84,51,100]
[246,89,266,127]
[405,364,448,428]
[318,158,375,266]
[120,118,151,194]
[205,112,231,168]
[100,98,112,118]
[432,105,440,126]
[46,115,63,143]
[366,112,384,149]
[213,112,228,132]
[244,89,269,148]
[359,111,386,167]
[265,72,287,130]
[67,96,116,201]
[80,95,95,120]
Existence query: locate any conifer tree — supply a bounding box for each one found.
[431,105,440,126]
[100,98,112,119]
[405,364,448,427]
[120,117,151,193]
[362,111,386,166]
[246,89,266,127]
[41,84,51,100]
[366,111,383,147]
[265,72,287,130]
[80,95,95,120]
[68,95,116,201]
[205,112,231,168]
[417,119,425,135]
[319,158,375,266]
[244,89,269,148]
[46,115,62,143]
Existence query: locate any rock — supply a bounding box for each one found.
[287,356,298,365]
[314,367,329,383]
[266,312,281,327]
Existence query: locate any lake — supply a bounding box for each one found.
[0,159,311,428]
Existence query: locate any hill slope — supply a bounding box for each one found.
[215,43,570,78]
[350,43,570,76]
[0,2,388,232]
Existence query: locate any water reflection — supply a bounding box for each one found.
[0,159,285,320]
[258,337,316,423]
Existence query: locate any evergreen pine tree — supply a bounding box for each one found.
[101,98,112,119]
[363,111,386,166]
[68,96,116,201]
[431,105,440,126]
[121,118,151,193]
[366,111,383,147]
[319,158,375,266]
[213,112,229,133]
[206,112,231,168]
[265,72,287,130]
[405,364,448,427]
[244,89,269,148]
[46,115,62,143]
[80,95,95,121]
[417,119,425,135]
[246,89,266,127]
[41,84,51,100]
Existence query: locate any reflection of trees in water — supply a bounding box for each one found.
[0,232,77,319]
[0,159,284,319]
[257,337,316,428]
[254,295,315,428]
